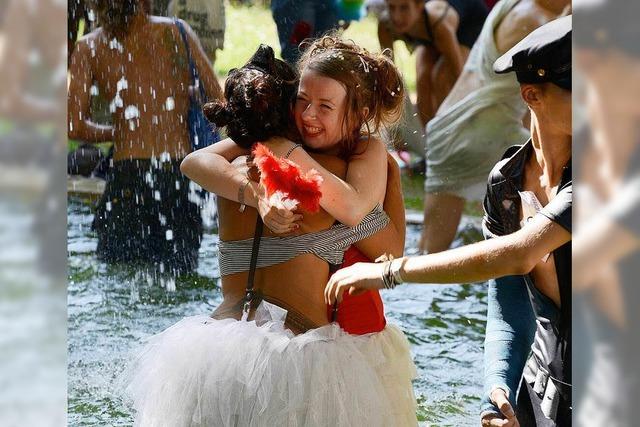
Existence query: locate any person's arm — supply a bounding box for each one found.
[180,138,251,201]
[325,213,571,303]
[179,19,223,102]
[264,137,389,227]
[574,218,640,290]
[479,176,533,426]
[431,13,464,77]
[180,138,302,234]
[354,153,406,259]
[67,36,115,142]
[414,45,438,127]
[480,276,535,427]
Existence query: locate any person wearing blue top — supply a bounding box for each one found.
[325,15,572,427]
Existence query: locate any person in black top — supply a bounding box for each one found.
[378,0,488,127]
[326,15,572,427]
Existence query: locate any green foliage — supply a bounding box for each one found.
[214,2,417,92]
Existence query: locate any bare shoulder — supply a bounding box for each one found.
[425,0,458,29]
[152,16,198,38]
[352,136,388,161]
[495,2,555,54]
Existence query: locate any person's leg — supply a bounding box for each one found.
[419,192,465,253]
[312,0,339,37]
[431,57,456,112]
[271,0,306,64]
[415,46,438,128]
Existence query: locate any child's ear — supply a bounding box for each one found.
[362,106,370,118]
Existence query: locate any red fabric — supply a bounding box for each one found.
[484,0,498,10]
[327,246,387,335]
[290,21,312,45]
[252,143,323,213]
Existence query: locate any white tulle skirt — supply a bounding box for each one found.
[119,301,418,427]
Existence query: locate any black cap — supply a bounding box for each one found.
[494,15,572,91]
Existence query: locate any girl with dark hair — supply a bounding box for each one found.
[68,0,222,275]
[123,43,418,425]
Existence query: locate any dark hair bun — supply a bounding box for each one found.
[204,45,299,149]
[203,101,232,128]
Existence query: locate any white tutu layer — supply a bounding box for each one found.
[119,302,417,427]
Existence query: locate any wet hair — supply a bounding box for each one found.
[92,0,151,37]
[298,35,405,158]
[204,45,299,149]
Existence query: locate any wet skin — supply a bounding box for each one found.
[68,13,221,160]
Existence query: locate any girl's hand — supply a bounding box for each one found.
[256,183,303,234]
[324,262,385,305]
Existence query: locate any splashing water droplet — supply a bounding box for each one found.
[166,277,176,292]
[116,77,128,92]
[124,105,140,120]
[165,229,173,241]
[160,152,171,163]
[109,38,124,53]
[165,97,175,111]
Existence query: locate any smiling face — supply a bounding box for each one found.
[385,0,423,34]
[294,69,349,153]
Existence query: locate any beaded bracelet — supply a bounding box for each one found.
[285,143,302,159]
[381,258,404,290]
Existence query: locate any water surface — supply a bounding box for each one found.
[67,198,487,426]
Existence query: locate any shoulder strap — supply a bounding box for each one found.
[174,19,198,85]
[242,217,264,318]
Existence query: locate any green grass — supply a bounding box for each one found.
[215,2,417,92]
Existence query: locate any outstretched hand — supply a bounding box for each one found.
[324,262,386,305]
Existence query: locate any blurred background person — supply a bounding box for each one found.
[0,0,67,425]
[0,0,67,275]
[326,17,573,427]
[271,0,342,65]
[573,0,640,425]
[167,0,226,63]
[67,0,222,277]
[378,0,488,129]
[420,0,570,254]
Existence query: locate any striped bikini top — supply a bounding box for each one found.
[218,204,390,277]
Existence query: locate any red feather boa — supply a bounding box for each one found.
[252,143,323,213]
